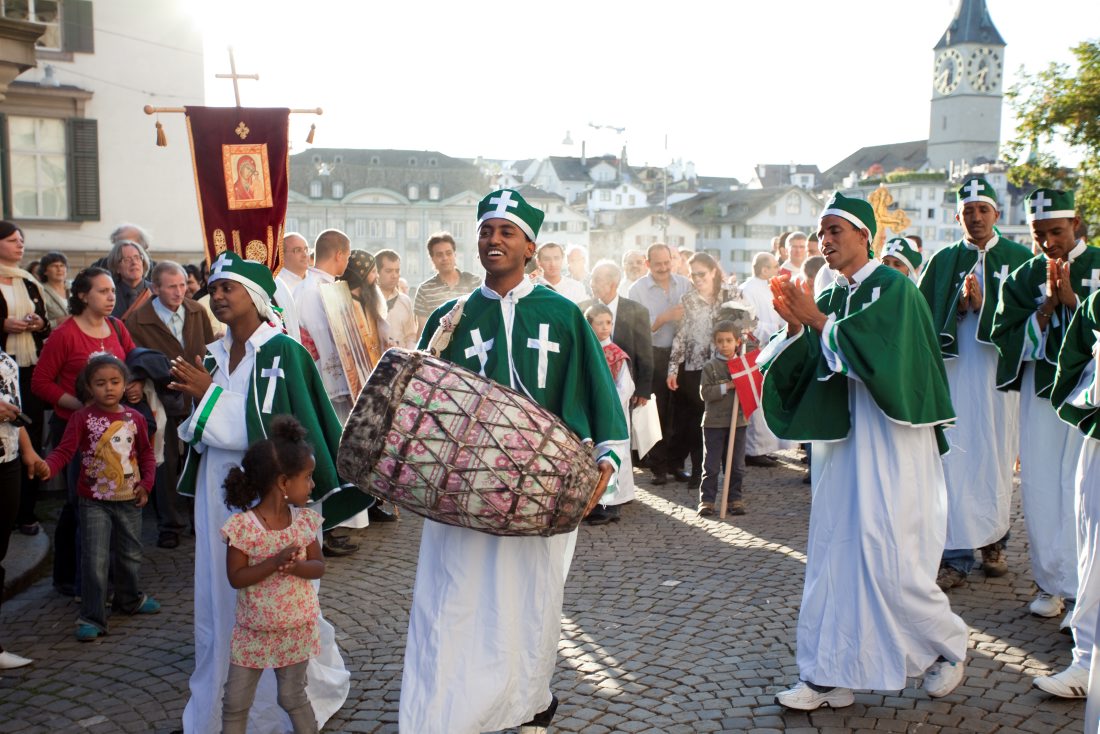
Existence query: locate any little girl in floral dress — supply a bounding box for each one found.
[220,415,326,734]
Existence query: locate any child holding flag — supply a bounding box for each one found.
[698,320,751,516]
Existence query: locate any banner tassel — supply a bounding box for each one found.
[306,124,315,144]
[155,120,167,147]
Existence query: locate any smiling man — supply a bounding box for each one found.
[401,188,628,734]
[918,177,1033,590]
[761,192,967,710]
[991,188,1100,697]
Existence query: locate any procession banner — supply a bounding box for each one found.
[185,106,290,273]
[319,281,374,401]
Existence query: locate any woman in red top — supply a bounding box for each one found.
[32,267,137,596]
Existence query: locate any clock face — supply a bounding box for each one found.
[934,49,963,95]
[967,47,1002,92]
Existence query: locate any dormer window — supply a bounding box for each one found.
[332,182,344,199]
[370,155,381,165]
[309,181,322,198]
[428,158,438,167]
[408,157,418,166]
[428,184,441,201]
[334,155,343,164]
[408,184,420,200]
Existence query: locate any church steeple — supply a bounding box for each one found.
[935,0,1005,50]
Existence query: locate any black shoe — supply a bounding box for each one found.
[651,472,668,486]
[368,504,398,523]
[606,505,621,522]
[519,694,559,733]
[584,506,611,526]
[746,454,779,468]
[802,473,812,484]
[156,531,179,549]
[673,470,691,483]
[687,474,701,490]
[322,533,359,557]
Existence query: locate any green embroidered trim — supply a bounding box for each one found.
[191,385,223,445]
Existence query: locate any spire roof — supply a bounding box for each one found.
[935,0,1005,49]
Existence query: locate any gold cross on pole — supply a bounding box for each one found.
[214,47,258,107]
[868,185,912,257]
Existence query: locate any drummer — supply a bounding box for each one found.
[400,188,629,734]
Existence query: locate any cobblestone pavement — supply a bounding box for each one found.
[0,452,1086,733]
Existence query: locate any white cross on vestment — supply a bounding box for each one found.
[993,264,1010,289]
[463,328,494,377]
[211,253,233,275]
[489,190,519,215]
[260,356,284,414]
[526,323,560,389]
[963,179,984,200]
[1031,193,1053,218]
[1083,269,1100,294]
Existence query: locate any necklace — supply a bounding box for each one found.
[254,506,290,530]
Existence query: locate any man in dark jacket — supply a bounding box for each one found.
[580,259,654,405]
[125,260,213,548]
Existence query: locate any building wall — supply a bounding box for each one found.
[927,42,1004,168]
[15,0,205,261]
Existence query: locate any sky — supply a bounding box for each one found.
[191,0,1098,182]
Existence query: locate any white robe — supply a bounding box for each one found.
[296,268,350,403]
[601,338,635,507]
[1019,364,1083,598]
[179,324,349,733]
[802,378,968,689]
[1069,361,1100,682]
[941,311,1020,549]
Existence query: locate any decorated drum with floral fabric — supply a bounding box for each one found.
[338,348,600,536]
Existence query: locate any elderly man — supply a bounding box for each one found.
[535,242,586,303]
[125,261,213,549]
[376,248,418,349]
[566,244,590,286]
[629,243,690,484]
[277,231,311,297]
[621,249,648,291]
[764,192,967,709]
[107,239,152,319]
[919,177,1032,589]
[402,188,626,733]
[413,232,482,328]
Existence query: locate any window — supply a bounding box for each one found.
[9,116,67,219]
[408,184,419,200]
[309,181,322,198]
[407,220,421,241]
[331,181,344,199]
[310,218,324,237]
[2,0,64,50]
[599,189,611,202]
[428,184,440,200]
[370,155,381,165]
[785,192,801,214]
[285,217,299,232]
[408,157,418,166]
[369,220,382,238]
[428,158,438,167]
[928,208,935,219]
[614,194,622,205]
[628,195,635,206]
[428,220,441,234]
[385,219,396,238]
[451,222,465,239]
[355,219,367,238]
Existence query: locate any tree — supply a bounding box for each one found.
[1004,40,1100,232]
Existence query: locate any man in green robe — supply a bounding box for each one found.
[763,192,967,710]
[399,189,628,734]
[991,188,1100,625]
[169,252,367,732]
[918,177,1032,588]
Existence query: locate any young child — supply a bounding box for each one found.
[42,354,160,641]
[220,415,325,734]
[584,304,635,524]
[698,321,749,517]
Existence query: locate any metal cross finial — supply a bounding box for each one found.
[214,47,259,108]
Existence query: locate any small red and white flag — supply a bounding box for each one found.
[727,349,764,419]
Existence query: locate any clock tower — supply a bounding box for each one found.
[926,0,1006,169]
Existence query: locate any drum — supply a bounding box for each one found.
[338,348,604,536]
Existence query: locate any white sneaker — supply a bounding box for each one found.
[0,651,32,670]
[1030,592,1065,618]
[923,658,965,697]
[1033,665,1090,698]
[775,680,854,710]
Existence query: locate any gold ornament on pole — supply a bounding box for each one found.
[868,185,911,257]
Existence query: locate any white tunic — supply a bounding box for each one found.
[1019,364,1082,598]
[601,337,636,507]
[941,311,1020,548]
[179,324,350,733]
[296,268,350,402]
[802,378,968,689]
[1068,361,1100,681]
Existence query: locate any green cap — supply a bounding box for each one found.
[882,236,922,274]
[477,189,545,240]
[957,177,999,210]
[820,191,876,248]
[1026,188,1075,221]
[207,250,276,299]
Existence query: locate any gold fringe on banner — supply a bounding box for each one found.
[306,124,315,144]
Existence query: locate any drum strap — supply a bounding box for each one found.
[426,297,468,356]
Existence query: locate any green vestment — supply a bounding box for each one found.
[1053,290,1100,439]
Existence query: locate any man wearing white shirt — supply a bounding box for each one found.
[376,249,418,349]
[740,252,782,343]
[535,242,587,303]
[277,232,311,297]
[296,229,353,420]
[779,231,809,277]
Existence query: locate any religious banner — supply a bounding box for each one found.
[318,281,374,401]
[185,106,290,273]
